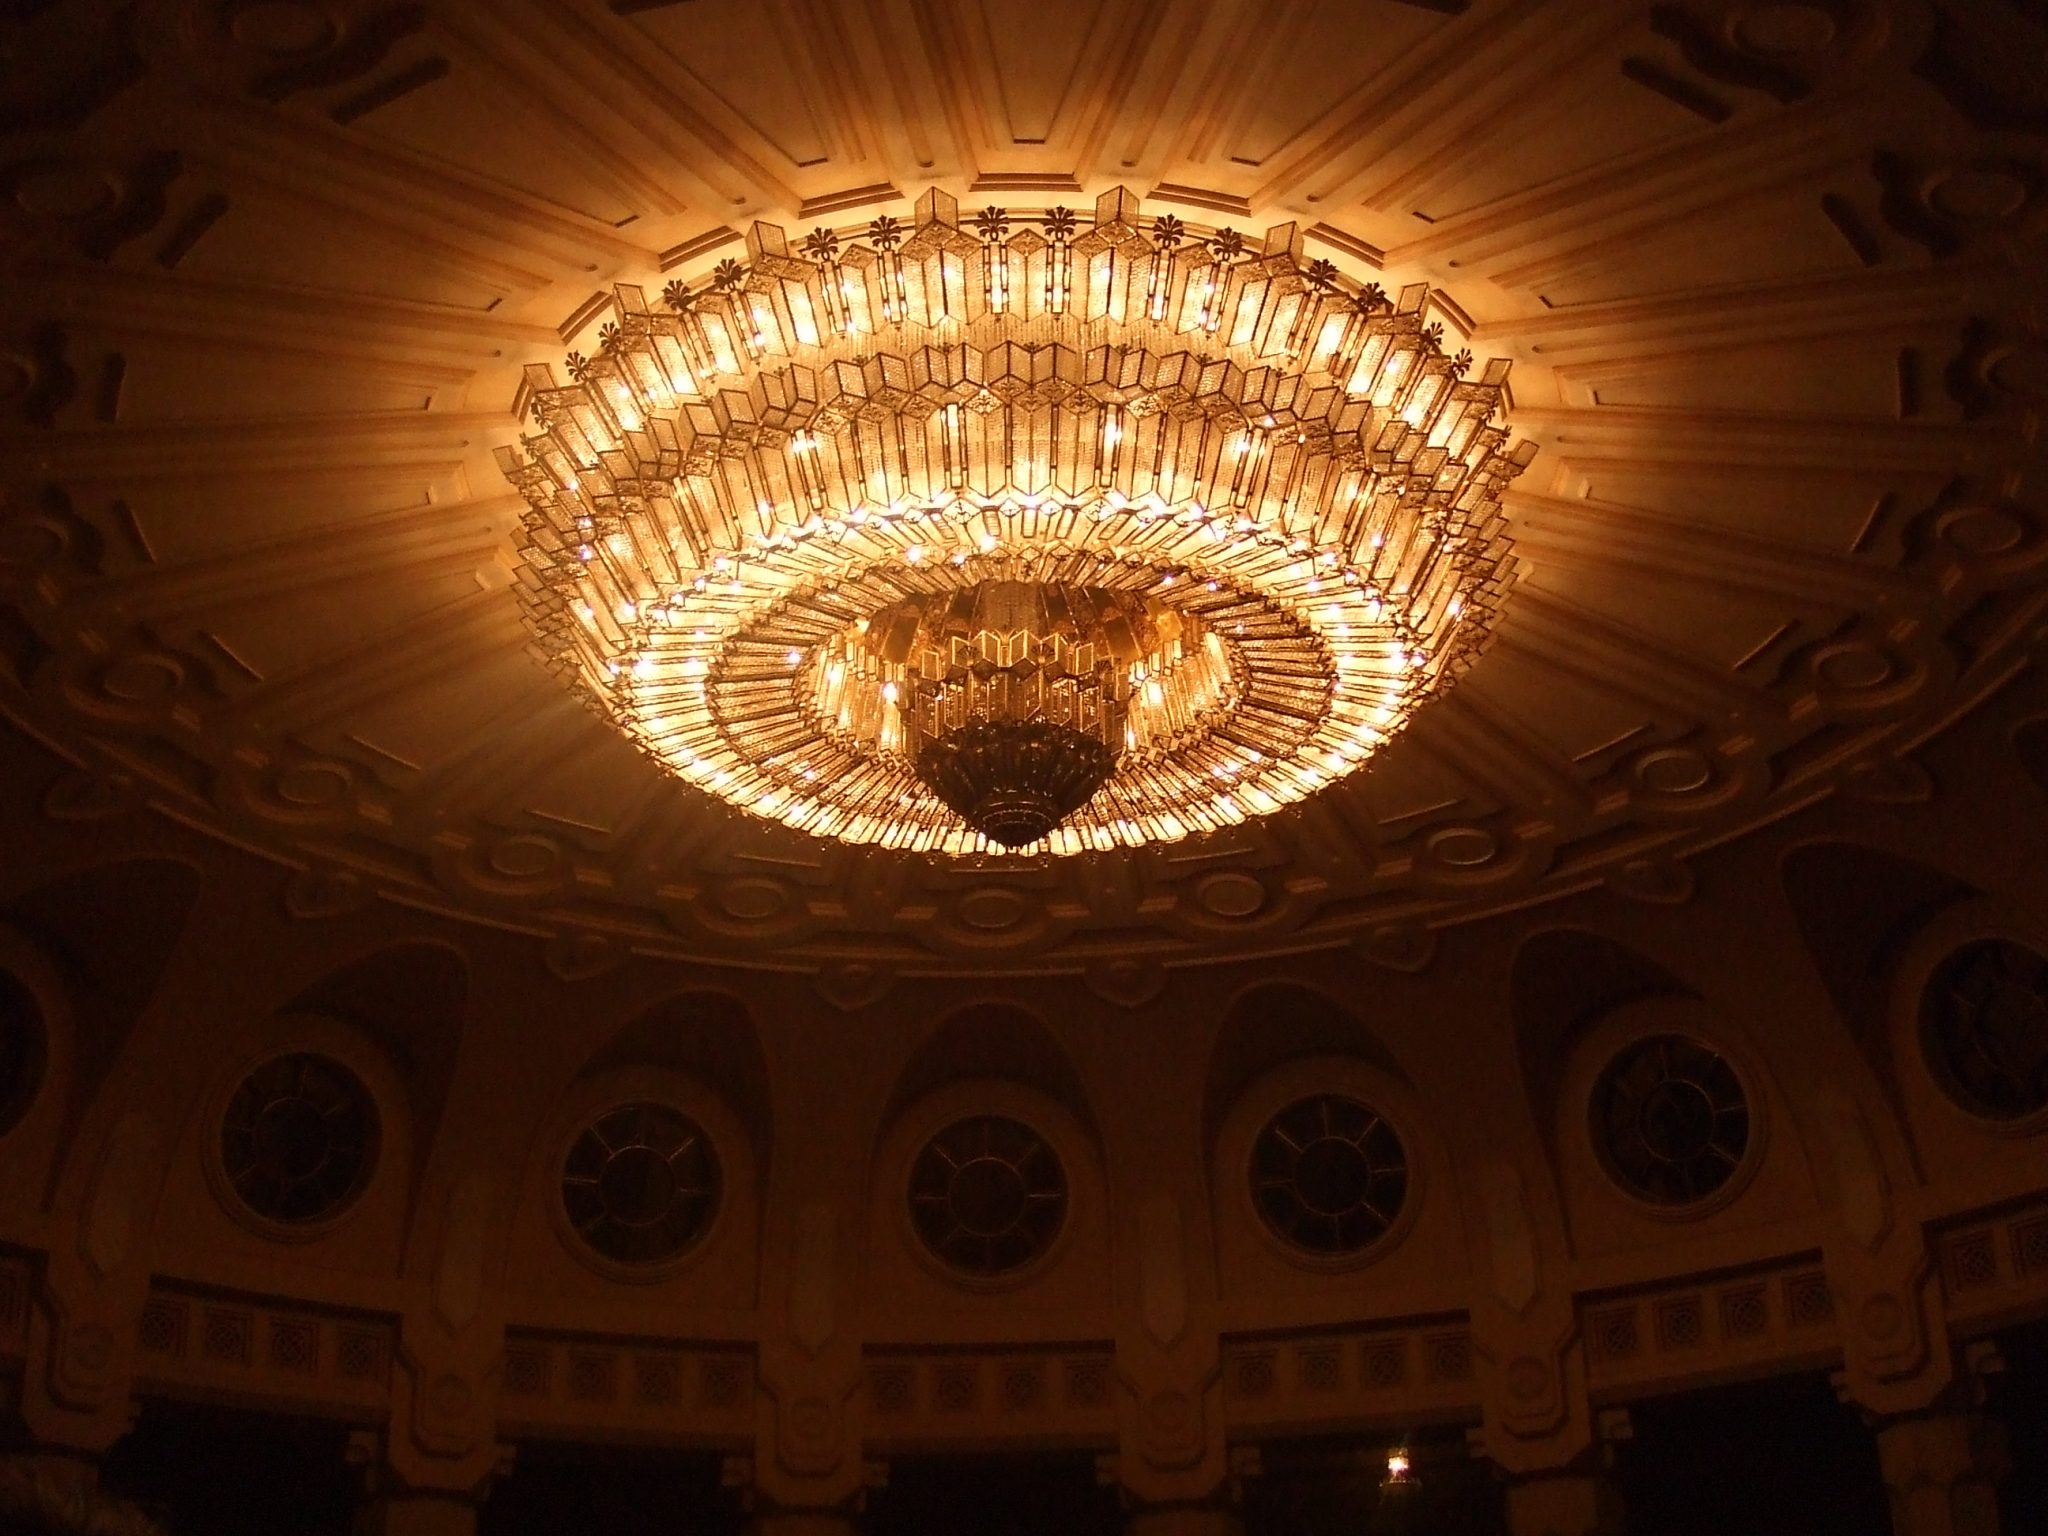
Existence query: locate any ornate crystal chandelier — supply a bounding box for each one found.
[498,188,1533,854]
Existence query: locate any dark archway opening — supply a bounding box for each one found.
[865,1451,1118,1536]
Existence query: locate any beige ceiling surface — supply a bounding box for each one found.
[1,0,2044,975]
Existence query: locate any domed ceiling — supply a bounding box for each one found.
[2,0,2044,977]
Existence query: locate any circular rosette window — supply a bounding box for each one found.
[1250,1094,1409,1258]
[1591,1035,1751,1207]
[560,1103,722,1267]
[219,1053,379,1226]
[1919,939,2048,1123]
[0,969,46,1138]
[908,1115,1068,1279]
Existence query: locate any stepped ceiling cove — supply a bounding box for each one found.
[2,0,2046,974]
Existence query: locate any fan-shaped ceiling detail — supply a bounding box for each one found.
[0,0,2043,973]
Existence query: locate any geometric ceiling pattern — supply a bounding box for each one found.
[2,0,2044,976]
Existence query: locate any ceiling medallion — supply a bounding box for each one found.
[501,188,1533,853]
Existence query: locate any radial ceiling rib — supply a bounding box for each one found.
[28,265,562,356]
[3,412,510,480]
[1495,589,1778,727]
[195,91,659,281]
[1513,406,2015,474]
[68,499,513,625]
[1505,490,1926,611]
[824,0,951,178]
[427,11,749,218]
[1475,265,1999,358]
[1297,1,1642,213]
[1410,691,1599,818]
[757,0,875,165]
[1253,0,1632,210]
[1049,0,1180,183]
[383,682,595,810]
[424,17,700,219]
[1384,95,1869,275]
[1095,0,1237,177]
[1173,0,1313,168]
[474,0,807,210]
[211,589,523,736]
[435,704,643,827]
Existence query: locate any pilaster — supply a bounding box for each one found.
[1124,1504,1246,1536]
[1875,1408,2009,1536]
[1503,1468,1626,1536]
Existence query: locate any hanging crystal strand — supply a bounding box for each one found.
[1043,206,1076,315]
[1223,424,1268,514]
[940,401,968,493]
[788,428,830,516]
[711,258,766,363]
[1146,214,1183,324]
[802,227,856,339]
[975,205,1011,314]
[869,213,909,328]
[1094,402,1126,491]
[1195,228,1242,336]
[1285,258,1339,362]
[659,281,724,381]
[1327,282,1389,391]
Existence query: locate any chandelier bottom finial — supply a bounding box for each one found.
[913,719,1118,850]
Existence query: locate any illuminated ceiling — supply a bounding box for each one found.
[1,0,2043,974]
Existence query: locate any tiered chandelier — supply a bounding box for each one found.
[498,188,1533,854]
